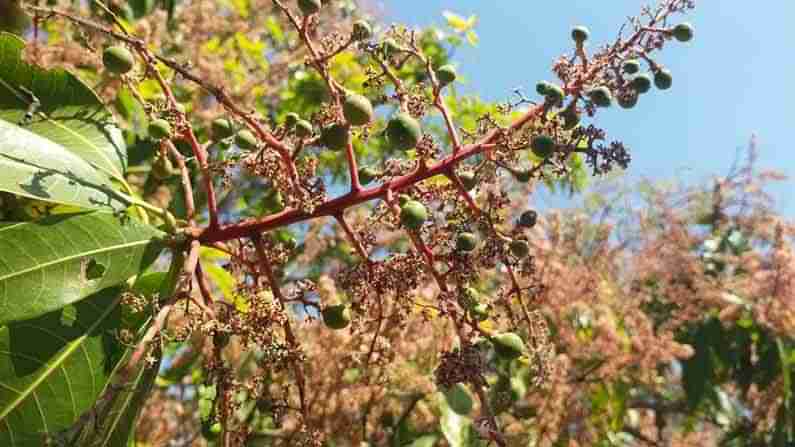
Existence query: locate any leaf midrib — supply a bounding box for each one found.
[0,239,155,283]
[0,59,124,182]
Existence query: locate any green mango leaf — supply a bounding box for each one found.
[442,383,474,415]
[200,261,235,300]
[439,393,474,447]
[75,264,180,446]
[0,120,127,211]
[0,285,139,446]
[76,354,161,447]
[0,33,126,182]
[682,321,720,408]
[0,212,164,325]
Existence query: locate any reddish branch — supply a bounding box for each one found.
[196,103,543,243]
[333,213,370,263]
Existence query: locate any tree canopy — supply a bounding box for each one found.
[0,1,793,446]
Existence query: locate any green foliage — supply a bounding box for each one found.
[0,0,29,35]
[0,34,127,183]
[0,282,153,446]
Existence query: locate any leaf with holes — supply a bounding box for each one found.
[0,33,126,183]
[0,212,164,325]
[0,285,136,446]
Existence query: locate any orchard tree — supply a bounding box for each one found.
[5,1,788,447]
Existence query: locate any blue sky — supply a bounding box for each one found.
[381,1,794,216]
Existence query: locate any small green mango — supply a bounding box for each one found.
[458,171,477,190]
[235,129,258,150]
[352,20,372,40]
[297,0,322,16]
[103,46,135,75]
[514,170,531,183]
[343,93,374,126]
[622,59,641,75]
[509,239,530,258]
[285,112,300,128]
[295,119,313,138]
[386,112,422,151]
[618,92,638,109]
[630,73,652,94]
[436,65,457,87]
[531,134,555,158]
[671,23,694,42]
[322,304,351,330]
[400,200,427,230]
[358,166,379,185]
[587,86,613,108]
[212,118,235,140]
[148,118,172,140]
[321,123,350,151]
[456,232,478,252]
[571,25,590,44]
[518,210,537,228]
[654,69,673,90]
[491,332,525,359]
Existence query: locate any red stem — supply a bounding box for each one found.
[196,104,544,243]
[181,127,220,229]
[343,139,362,192]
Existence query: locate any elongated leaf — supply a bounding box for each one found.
[75,272,167,447]
[439,393,474,447]
[0,120,127,210]
[80,265,184,447]
[76,354,160,447]
[0,286,138,446]
[0,33,126,181]
[0,212,164,325]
